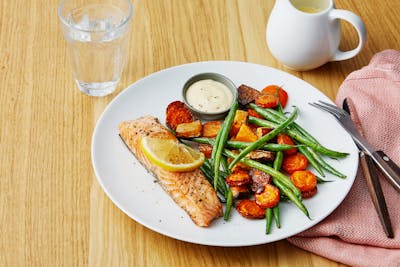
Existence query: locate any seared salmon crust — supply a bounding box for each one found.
[119,116,222,227]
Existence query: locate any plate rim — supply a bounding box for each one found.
[91,60,359,246]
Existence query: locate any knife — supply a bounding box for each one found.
[343,98,394,238]
[341,99,400,194]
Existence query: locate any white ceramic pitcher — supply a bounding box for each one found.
[266,0,367,71]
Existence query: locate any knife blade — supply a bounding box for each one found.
[341,98,400,193]
[343,98,394,238]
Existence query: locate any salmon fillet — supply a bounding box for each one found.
[119,116,223,227]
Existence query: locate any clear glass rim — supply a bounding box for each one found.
[57,0,133,33]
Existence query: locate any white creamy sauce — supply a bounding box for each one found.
[185,79,233,113]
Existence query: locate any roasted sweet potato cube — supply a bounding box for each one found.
[202,121,222,138]
[175,120,202,138]
[234,124,258,142]
[198,144,213,158]
[226,171,251,187]
[229,110,248,137]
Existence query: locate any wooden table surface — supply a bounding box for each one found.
[1,0,399,266]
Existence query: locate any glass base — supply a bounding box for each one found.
[76,80,119,97]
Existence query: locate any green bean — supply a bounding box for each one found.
[316,176,333,183]
[297,145,325,177]
[275,107,332,179]
[248,103,282,124]
[248,116,348,159]
[274,104,321,144]
[200,162,228,196]
[306,147,347,179]
[249,104,349,159]
[212,101,238,188]
[220,156,230,174]
[200,165,226,201]
[250,103,319,144]
[211,123,224,160]
[273,151,283,171]
[273,178,310,218]
[265,208,273,234]
[273,205,281,228]
[204,160,230,193]
[228,107,299,169]
[223,149,302,198]
[227,142,300,152]
[224,189,233,221]
[267,104,322,143]
[248,116,276,128]
[190,137,299,152]
[272,151,283,229]
[277,104,285,114]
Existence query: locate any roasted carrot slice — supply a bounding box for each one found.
[261,85,289,108]
[255,93,279,108]
[282,153,308,174]
[225,171,251,187]
[248,108,264,119]
[166,101,194,130]
[290,170,317,192]
[277,133,297,155]
[255,184,280,209]
[301,186,318,199]
[236,199,266,219]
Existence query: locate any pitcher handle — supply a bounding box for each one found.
[329,9,367,61]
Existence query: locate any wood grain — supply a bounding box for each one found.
[1,0,399,266]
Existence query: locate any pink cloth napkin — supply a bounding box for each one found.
[288,49,400,267]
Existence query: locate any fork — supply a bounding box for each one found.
[309,100,400,194]
[309,101,369,151]
[309,101,349,120]
[311,100,396,237]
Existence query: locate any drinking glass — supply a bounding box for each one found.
[58,0,133,96]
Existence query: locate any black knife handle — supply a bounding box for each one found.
[371,150,400,193]
[360,152,393,238]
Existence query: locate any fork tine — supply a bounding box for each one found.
[317,101,338,109]
[317,101,347,116]
[308,102,341,118]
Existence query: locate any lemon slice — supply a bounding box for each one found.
[140,137,205,172]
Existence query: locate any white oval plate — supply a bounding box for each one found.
[91,61,358,247]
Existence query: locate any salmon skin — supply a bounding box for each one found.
[119,116,222,227]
